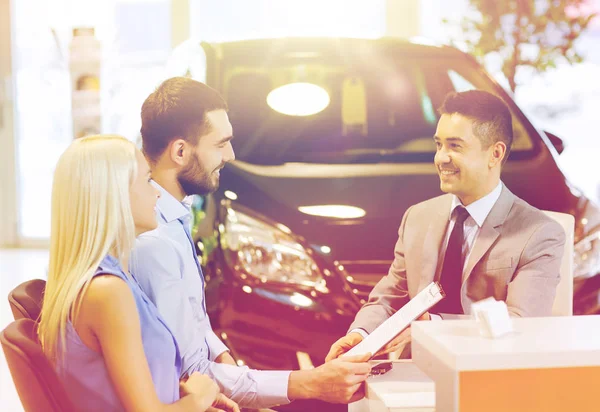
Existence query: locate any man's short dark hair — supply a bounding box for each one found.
[438,90,513,163]
[141,77,228,163]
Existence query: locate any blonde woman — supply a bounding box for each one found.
[38,135,239,412]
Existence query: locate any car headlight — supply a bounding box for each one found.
[220,207,326,288]
[574,229,600,278]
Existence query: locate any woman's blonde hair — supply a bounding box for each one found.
[39,135,138,362]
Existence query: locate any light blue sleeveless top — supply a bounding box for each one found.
[56,255,182,411]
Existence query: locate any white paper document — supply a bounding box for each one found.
[344,282,445,358]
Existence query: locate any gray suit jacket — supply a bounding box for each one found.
[350,185,566,334]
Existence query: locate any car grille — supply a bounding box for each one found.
[338,260,391,304]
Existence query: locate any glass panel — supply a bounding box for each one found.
[448,70,476,92]
[443,68,534,152]
[422,60,534,153]
[191,0,386,41]
[215,41,536,165]
[14,0,170,239]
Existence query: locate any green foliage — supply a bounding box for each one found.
[451,0,597,92]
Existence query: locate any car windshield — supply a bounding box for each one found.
[208,40,535,165]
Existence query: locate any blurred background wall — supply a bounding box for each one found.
[0,0,598,247]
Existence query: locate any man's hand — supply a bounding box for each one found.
[375,312,430,357]
[288,353,372,404]
[214,351,237,366]
[325,332,364,362]
[208,393,240,412]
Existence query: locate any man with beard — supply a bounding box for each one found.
[130,77,371,411]
[326,90,566,362]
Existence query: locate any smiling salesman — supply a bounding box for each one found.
[326,89,566,361]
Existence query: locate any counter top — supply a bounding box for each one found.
[411,315,600,371]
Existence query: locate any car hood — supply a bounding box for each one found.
[220,160,446,262]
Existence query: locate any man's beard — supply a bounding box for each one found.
[177,153,221,196]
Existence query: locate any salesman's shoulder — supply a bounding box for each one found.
[409,193,453,215]
[507,193,565,232]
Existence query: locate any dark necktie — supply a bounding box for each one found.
[434,206,470,315]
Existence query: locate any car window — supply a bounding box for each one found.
[448,70,476,92]
[222,52,535,165]
[423,63,534,153]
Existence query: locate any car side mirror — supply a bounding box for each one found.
[545,131,566,155]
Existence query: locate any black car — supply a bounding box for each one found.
[190,37,600,372]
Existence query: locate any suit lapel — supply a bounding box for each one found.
[418,196,452,291]
[463,185,516,283]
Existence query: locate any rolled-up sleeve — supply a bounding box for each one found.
[206,362,291,409]
[205,329,229,361]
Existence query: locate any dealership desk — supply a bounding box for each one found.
[349,361,435,412]
[350,316,600,412]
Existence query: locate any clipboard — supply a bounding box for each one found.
[343,282,445,359]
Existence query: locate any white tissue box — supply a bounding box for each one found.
[471,297,513,338]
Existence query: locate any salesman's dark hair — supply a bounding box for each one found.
[438,90,513,164]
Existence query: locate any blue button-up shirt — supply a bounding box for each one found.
[130,182,290,409]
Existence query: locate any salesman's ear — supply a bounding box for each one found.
[489,141,507,168]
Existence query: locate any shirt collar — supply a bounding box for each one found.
[181,195,195,209]
[153,180,191,223]
[450,181,503,227]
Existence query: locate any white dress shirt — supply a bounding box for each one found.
[130,182,291,409]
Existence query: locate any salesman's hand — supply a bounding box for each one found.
[375,312,430,357]
[325,332,364,362]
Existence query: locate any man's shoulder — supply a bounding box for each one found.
[133,223,179,255]
[510,195,562,226]
[136,224,167,244]
[410,193,453,215]
[130,223,184,283]
[505,194,566,240]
